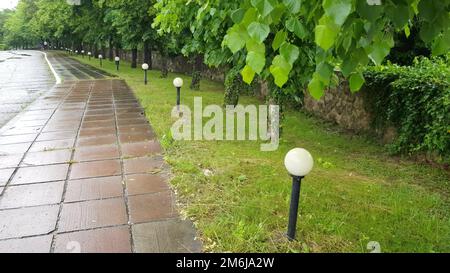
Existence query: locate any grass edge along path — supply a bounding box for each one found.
[72,54,450,253]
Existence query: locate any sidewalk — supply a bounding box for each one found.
[0,78,201,253]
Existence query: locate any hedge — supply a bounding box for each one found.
[364,55,450,163]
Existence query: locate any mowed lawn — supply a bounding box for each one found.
[73,54,450,253]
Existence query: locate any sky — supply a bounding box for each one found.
[0,0,19,11]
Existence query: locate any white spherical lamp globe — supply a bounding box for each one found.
[142,63,149,70]
[87,52,91,55]
[115,56,120,62]
[284,148,314,177]
[173,77,184,88]
[81,50,85,53]
[98,54,103,59]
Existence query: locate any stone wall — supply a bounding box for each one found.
[303,80,372,132]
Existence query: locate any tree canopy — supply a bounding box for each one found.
[0,0,448,97]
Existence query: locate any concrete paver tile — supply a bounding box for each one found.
[0,205,59,240]
[54,226,131,253]
[65,176,123,202]
[58,198,128,232]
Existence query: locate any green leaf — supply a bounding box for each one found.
[272,30,287,50]
[342,34,352,52]
[231,8,245,24]
[386,4,410,29]
[315,23,337,50]
[404,25,411,38]
[270,66,289,87]
[316,62,333,83]
[270,4,286,24]
[323,0,352,26]
[368,39,391,65]
[248,22,270,43]
[356,0,383,22]
[280,43,299,64]
[272,55,293,72]
[246,51,266,74]
[224,32,245,53]
[241,8,258,27]
[283,0,302,14]
[246,39,266,54]
[241,65,256,84]
[224,25,248,54]
[270,55,292,87]
[286,17,307,39]
[432,29,450,56]
[251,0,276,17]
[308,73,325,100]
[341,57,358,78]
[349,72,365,92]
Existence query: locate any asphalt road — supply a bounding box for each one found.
[0,51,55,128]
[0,50,113,128]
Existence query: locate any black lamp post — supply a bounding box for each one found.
[99,54,103,67]
[284,148,314,241]
[142,63,149,85]
[115,56,120,71]
[173,77,184,110]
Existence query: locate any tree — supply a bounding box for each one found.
[29,0,73,48]
[0,9,13,46]
[4,0,40,49]
[105,0,158,68]
[153,0,241,89]
[222,0,450,99]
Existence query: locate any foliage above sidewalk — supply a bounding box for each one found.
[2,0,449,98]
[364,54,450,162]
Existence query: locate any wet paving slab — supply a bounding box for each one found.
[46,52,115,81]
[0,79,201,253]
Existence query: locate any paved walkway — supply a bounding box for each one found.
[0,54,201,253]
[47,52,115,81]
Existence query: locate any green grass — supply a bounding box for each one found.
[72,54,450,253]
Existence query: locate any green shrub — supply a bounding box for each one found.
[364,55,450,162]
[223,66,256,106]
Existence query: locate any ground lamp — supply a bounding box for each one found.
[88,52,91,60]
[142,63,149,85]
[43,41,48,50]
[115,56,120,71]
[173,77,183,110]
[99,54,103,67]
[75,50,78,55]
[81,50,85,58]
[284,148,314,241]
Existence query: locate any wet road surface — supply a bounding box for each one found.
[47,52,115,81]
[0,51,55,128]
[0,51,114,129]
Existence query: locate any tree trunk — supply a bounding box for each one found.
[190,55,202,90]
[115,46,120,59]
[108,37,114,61]
[160,57,168,78]
[143,41,152,69]
[131,48,138,68]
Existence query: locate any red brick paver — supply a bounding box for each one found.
[0,79,201,253]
